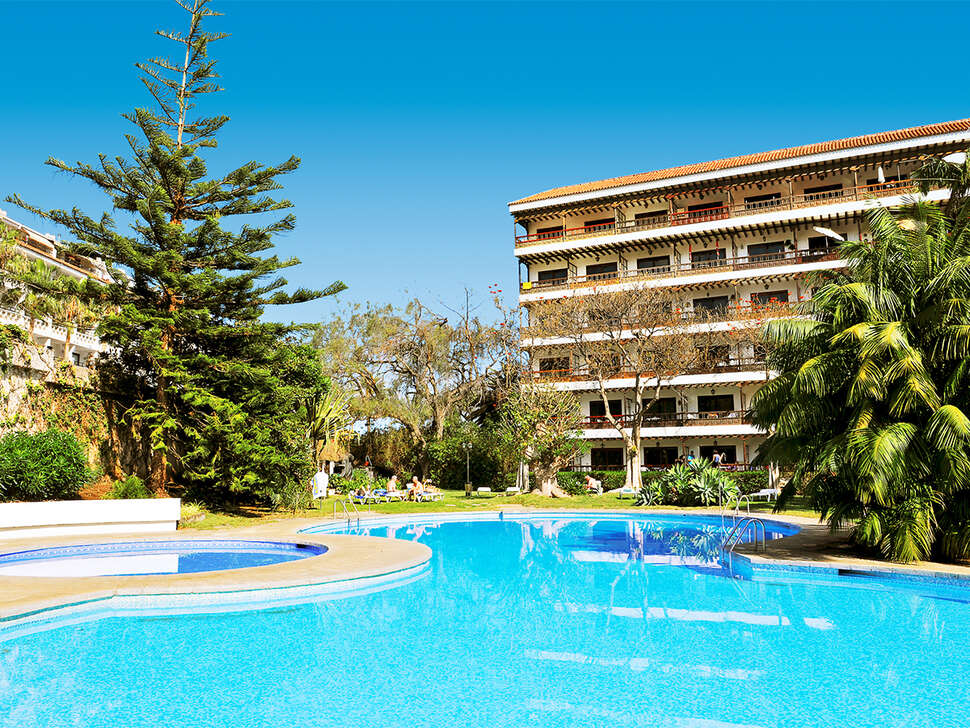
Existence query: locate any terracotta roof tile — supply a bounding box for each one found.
[510,118,970,208]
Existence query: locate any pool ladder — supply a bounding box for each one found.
[722,517,768,553]
[333,498,361,525]
[722,494,752,517]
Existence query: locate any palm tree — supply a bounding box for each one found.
[750,149,970,562]
[309,386,357,468]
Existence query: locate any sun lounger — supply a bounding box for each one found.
[475,487,495,497]
[617,485,636,499]
[505,485,521,496]
[417,491,443,502]
[751,487,781,501]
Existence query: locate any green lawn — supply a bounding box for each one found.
[180,490,818,529]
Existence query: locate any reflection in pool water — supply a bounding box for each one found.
[1,515,968,728]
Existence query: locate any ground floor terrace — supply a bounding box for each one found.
[570,433,765,471]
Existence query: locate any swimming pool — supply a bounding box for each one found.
[0,539,327,577]
[1,513,968,728]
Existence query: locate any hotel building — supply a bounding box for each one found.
[0,209,109,372]
[510,119,970,472]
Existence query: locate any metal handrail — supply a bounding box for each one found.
[727,494,752,517]
[332,497,361,524]
[722,516,767,553]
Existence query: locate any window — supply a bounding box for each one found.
[635,210,668,227]
[687,201,724,213]
[744,192,782,210]
[747,241,785,261]
[643,397,677,419]
[700,445,737,463]
[643,447,679,467]
[697,345,730,365]
[802,183,844,201]
[637,255,670,272]
[536,225,564,240]
[808,235,838,251]
[538,357,569,373]
[537,268,568,282]
[866,176,899,187]
[751,289,790,305]
[690,248,727,268]
[693,295,730,313]
[585,261,618,279]
[590,448,624,469]
[589,399,623,418]
[71,352,81,366]
[584,217,614,232]
[698,394,735,413]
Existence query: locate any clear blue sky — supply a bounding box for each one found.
[3,1,969,324]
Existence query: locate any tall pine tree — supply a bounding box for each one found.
[9,0,345,500]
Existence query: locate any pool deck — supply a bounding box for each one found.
[0,519,430,620]
[2,507,969,621]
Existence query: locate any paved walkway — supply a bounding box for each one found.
[0,518,429,620]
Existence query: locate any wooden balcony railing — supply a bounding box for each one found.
[521,248,840,293]
[580,410,749,429]
[514,179,919,247]
[522,300,799,339]
[526,357,766,382]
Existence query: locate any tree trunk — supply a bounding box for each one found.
[625,436,643,491]
[148,372,169,495]
[531,466,570,498]
[102,397,123,480]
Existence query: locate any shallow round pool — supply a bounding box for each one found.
[0,539,327,577]
[1,514,969,728]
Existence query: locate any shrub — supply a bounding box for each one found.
[104,475,152,499]
[556,470,626,495]
[330,468,373,495]
[427,425,503,490]
[733,469,769,494]
[0,429,91,502]
[635,460,740,506]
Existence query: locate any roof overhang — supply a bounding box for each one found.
[509,128,970,215]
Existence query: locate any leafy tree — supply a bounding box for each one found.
[750,150,970,562]
[527,286,751,490]
[8,0,344,499]
[499,380,587,496]
[316,294,516,477]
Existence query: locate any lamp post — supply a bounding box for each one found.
[462,442,472,496]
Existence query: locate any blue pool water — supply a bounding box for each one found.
[1,514,969,728]
[0,539,326,577]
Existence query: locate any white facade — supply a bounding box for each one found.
[510,119,970,471]
[0,210,109,371]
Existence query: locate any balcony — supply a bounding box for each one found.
[580,410,748,429]
[523,300,799,342]
[514,179,917,248]
[527,357,766,383]
[521,248,840,294]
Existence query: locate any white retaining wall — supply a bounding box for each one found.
[0,498,182,540]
